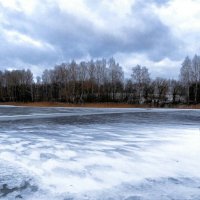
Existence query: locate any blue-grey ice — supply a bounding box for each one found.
[0,106,200,200]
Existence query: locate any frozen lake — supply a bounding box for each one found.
[0,106,200,200]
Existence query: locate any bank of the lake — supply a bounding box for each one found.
[0,102,200,109]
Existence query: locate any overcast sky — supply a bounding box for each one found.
[0,0,200,78]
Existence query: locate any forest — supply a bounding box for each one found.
[0,55,199,105]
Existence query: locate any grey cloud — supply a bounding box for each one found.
[0,0,183,75]
[86,1,183,61]
[1,3,97,60]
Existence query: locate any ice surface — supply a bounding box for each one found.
[0,106,200,199]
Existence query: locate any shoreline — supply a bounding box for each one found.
[0,102,200,109]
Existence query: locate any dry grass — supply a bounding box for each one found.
[174,104,200,109]
[0,102,151,108]
[0,102,200,109]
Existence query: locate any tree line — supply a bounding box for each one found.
[0,56,199,105]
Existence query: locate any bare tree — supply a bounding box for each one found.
[131,65,150,103]
[180,56,192,104]
[170,79,183,103]
[191,55,200,103]
[108,58,124,101]
[79,61,88,101]
[69,60,78,102]
[0,71,3,101]
[153,77,169,104]
[95,59,107,100]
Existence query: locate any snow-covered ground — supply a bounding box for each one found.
[0,106,200,200]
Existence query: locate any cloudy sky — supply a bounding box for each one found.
[0,0,200,78]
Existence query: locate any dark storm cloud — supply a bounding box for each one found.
[85,23,177,61]
[86,1,181,61]
[0,2,97,64]
[0,0,181,73]
[0,6,58,67]
[126,1,182,61]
